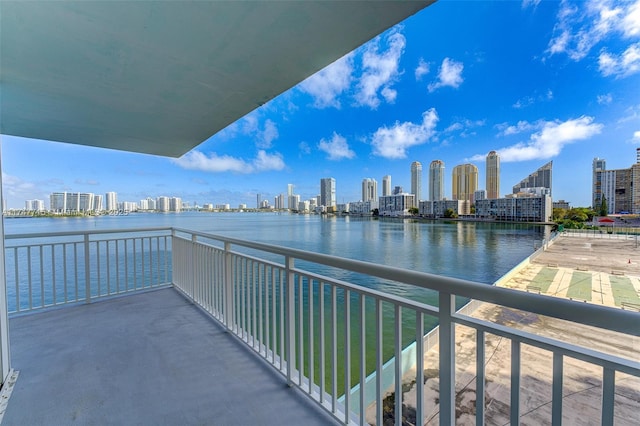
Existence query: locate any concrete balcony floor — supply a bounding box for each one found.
[4,288,339,426]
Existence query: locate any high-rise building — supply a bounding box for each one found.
[512,161,552,196]
[592,150,640,214]
[256,193,262,209]
[362,178,378,206]
[592,157,606,209]
[429,160,445,201]
[410,161,422,205]
[106,192,118,211]
[93,194,103,212]
[452,164,478,204]
[382,175,391,197]
[25,200,45,212]
[486,151,500,199]
[320,178,336,208]
[156,196,170,212]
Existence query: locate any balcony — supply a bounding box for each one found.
[1,227,639,425]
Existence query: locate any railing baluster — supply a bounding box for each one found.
[51,245,56,305]
[39,245,44,308]
[252,261,257,348]
[319,281,325,403]
[552,352,563,426]
[74,242,79,301]
[298,275,303,386]
[13,247,19,312]
[331,284,337,413]
[375,298,383,426]
[133,238,137,290]
[476,330,485,426]
[344,288,351,425]
[264,265,270,359]
[285,256,295,386]
[511,340,521,426]
[106,241,111,295]
[394,305,402,426]
[27,246,32,309]
[96,242,101,297]
[279,268,285,371]
[416,311,425,426]
[271,268,277,364]
[84,234,91,303]
[260,265,265,355]
[115,240,120,293]
[308,277,314,395]
[359,294,366,426]
[63,243,68,303]
[224,242,233,330]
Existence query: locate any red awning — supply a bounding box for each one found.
[598,217,615,223]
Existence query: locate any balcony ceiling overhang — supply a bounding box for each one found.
[0,1,433,157]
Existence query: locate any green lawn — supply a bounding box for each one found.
[531,267,559,293]
[566,271,592,301]
[610,276,640,307]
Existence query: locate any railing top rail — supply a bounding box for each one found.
[4,227,173,240]
[174,227,640,337]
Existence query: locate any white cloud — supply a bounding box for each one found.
[597,93,613,104]
[445,119,486,136]
[2,173,38,201]
[298,141,311,155]
[318,132,356,161]
[298,54,353,109]
[496,120,541,137]
[599,42,640,77]
[546,0,640,77]
[354,30,406,109]
[428,58,464,92]
[522,0,542,8]
[256,119,279,149]
[253,150,285,171]
[488,116,603,162]
[632,130,640,142]
[415,58,430,80]
[618,104,640,123]
[513,89,554,109]
[370,108,439,159]
[173,150,285,173]
[622,0,640,38]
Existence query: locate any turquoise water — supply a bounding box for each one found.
[4,211,549,284]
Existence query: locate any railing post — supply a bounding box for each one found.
[224,242,233,331]
[84,233,91,304]
[439,292,455,426]
[190,234,197,303]
[285,256,295,386]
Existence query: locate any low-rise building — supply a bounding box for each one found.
[419,200,468,217]
[379,194,415,216]
[475,195,552,222]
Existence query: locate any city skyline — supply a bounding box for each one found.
[2,0,639,209]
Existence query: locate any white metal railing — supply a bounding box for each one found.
[170,228,640,426]
[4,228,172,314]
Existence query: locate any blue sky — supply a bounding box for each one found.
[2,0,640,209]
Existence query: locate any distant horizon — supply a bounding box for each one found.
[2,0,639,209]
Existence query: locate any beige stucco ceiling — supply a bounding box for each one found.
[0,1,433,157]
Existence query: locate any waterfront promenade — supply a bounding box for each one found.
[383,233,640,425]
